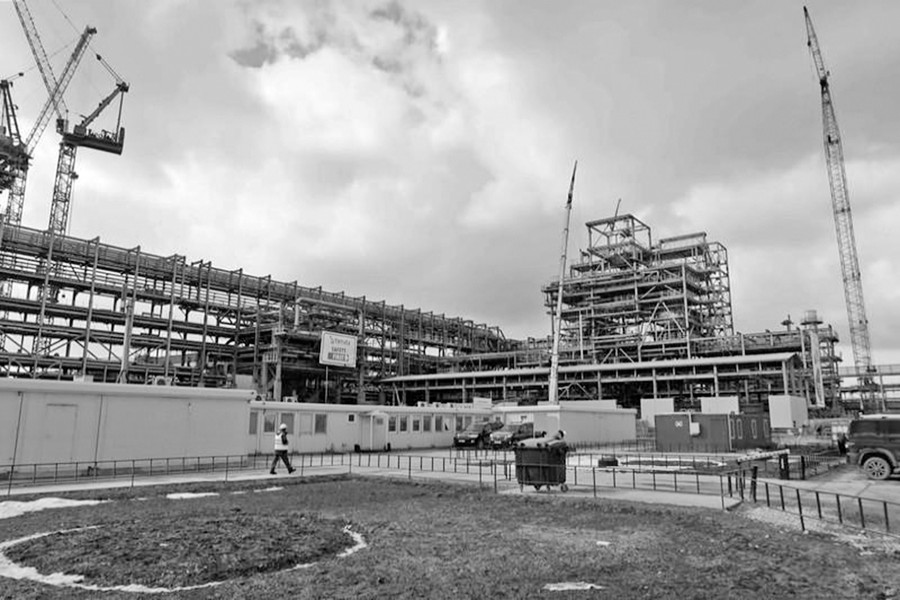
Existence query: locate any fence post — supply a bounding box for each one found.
[836,495,843,524]
[858,498,866,530]
[796,489,805,532]
[884,502,891,534]
[592,467,597,498]
[750,466,758,502]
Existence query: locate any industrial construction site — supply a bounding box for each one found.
[0,2,898,419]
[3,4,900,598]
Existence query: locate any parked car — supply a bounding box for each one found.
[453,420,504,449]
[846,414,900,480]
[489,422,540,449]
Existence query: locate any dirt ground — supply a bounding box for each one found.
[0,475,898,599]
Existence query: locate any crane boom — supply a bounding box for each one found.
[803,8,875,391]
[3,0,96,228]
[23,25,97,150]
[548,160,578,405]
[13,0,66,119]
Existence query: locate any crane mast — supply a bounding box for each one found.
[803,7,876,405]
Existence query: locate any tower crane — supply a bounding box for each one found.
[803,7,877,409]
[49,58,128,236]
[11,0,128,237]
[0,0,96,227]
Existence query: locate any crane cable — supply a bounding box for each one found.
[49,0,127,86]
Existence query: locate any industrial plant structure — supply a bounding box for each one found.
[0,2,895,418]
[0,213,892,414]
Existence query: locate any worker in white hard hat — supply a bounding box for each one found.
[270,423,296,475]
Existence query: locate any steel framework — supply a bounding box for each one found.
[0,224,512,402]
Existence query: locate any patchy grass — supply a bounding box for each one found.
[0,475,898,599]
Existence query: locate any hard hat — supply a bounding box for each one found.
[279,423,287,430]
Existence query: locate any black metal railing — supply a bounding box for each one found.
[5,450,893,541]
[719,466,899,538]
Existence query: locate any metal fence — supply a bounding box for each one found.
[4,449,893,541]
[721,466,899,538]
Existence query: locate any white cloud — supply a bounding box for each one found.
[671,152,900,363]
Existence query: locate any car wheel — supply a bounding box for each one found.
[863,456,892,480]
[560,484,569,493]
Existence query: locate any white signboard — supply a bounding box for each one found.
[319,331,358,368]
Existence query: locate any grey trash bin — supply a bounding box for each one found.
[514,437,569,491]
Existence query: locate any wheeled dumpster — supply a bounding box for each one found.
[514,437,569,491]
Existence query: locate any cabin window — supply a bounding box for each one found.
[249,411,259,435]
[280,413,295,434]
[435,415,444,432]
[299,414,313,435]
[314,414,327,434]
[412,417,421,432]
[388,416,397,432]
[455,416,464,431]
[750,420,758,439]
[264,413,277,433]
[736,420,744,439]
[348,414,356,423]
[423,415,432,432]
[399,416,408,432]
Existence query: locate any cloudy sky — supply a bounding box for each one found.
[2,0,900,366]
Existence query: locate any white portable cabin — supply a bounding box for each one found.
[768,394,810,429]
[639,397,676,427]
[247,401,495,454]
[494,401,638,445]
[0,379,253,466]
